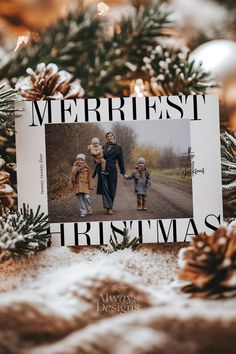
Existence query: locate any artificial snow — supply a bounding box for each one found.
[1,244,236,354]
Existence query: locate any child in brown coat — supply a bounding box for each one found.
[71,153,93,217]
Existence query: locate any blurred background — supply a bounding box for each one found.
[0,0,235,123]
[0,0,235,217]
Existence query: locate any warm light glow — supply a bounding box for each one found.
[134,79,145,97]
[130,78,149,97]
[224,81,236,107]
[97,2,110,16]
[14,35,29,52]
[229,111,236,133]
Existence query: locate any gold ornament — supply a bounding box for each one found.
[16,63,84,100]
[178,227,236,299]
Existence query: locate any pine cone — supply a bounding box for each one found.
[0,171,15,214]
[0,134,17,215]
[16,63,84,100]
[178,227,236,298]
[221,131,236,218]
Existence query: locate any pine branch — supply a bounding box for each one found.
[0,2,214,98]
[0,204,51,262]
[71,2,213,97]
[142,45,215,95]
[212,0,236,9]
[109,228,141,251]
[0,6,103,85]
[0,2,172,97]
[0,83,22,135]
[83,2,172,97]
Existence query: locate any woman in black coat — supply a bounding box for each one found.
[95,132,125,215]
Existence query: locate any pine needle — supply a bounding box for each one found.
[0,204,51,262]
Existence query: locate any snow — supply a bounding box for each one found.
[1,244,236,353]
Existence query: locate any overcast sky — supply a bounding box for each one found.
[100,119,191,154]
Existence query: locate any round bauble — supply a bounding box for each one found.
[190,40,236,80]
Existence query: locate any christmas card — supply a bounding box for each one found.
[15,95,223,246]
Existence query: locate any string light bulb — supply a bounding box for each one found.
[14,35,29,52]
[130,78,150,97]
[97,2,110,16]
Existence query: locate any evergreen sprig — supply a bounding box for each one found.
[213,0,236,9]
[82,2,172,96]
[142,45,214,95]
[0,83,22,135]
[0,6,103,85]
[0,2,172,97]
[109,228,141,251]
[0,1,213,98]
[0,204,51,262]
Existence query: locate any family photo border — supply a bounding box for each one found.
[44,119,193,224]
[15,95,223,246]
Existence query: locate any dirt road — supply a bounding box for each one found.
[48,176,193,223]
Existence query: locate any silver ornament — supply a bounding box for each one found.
[190,40,236,80]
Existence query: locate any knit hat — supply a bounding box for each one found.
[76,153,86,160]
[92,137,100,144]
[137,157,145,164]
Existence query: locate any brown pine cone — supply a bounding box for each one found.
[0,170,10,185]
[0,183,15,214]
[0,135,17,215]
[16,63,84,100]
[178,227,236,298]
[221,132,236,218]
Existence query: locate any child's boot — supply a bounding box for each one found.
[137,196,142,210]
[142,197,147,210]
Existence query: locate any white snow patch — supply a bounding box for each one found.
[1,243,236,354]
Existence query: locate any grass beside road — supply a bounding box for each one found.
[151,168,192,184]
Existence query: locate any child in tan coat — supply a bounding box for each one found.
[71,153,93,217]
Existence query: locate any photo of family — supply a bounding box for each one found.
[45,119,193,223]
